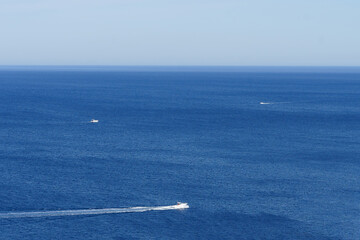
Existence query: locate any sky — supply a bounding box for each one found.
[0,0,359,66]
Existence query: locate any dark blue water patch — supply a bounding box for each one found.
[0,67,359,239]
[0,210,337,240]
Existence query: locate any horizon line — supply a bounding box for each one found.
[1,65,360,67]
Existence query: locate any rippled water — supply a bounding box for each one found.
[0,67,359,239]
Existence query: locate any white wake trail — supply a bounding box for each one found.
[0,203,189,219]
[259,101,292,105]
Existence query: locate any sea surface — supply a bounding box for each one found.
[0,66,359,239]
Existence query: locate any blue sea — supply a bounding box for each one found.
[0,66,359,239]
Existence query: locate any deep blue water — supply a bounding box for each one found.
[1,67,360,239]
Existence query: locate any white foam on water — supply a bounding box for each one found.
[260,101,291,105]
[0,203,189,219]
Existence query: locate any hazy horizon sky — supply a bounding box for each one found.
[1,0,359,66]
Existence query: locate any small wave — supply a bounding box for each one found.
[260,101,291,105]
[0,203,189,219]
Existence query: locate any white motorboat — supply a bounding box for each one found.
[174,202,189,209]
[90,119,99,123]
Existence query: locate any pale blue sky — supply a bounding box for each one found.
[1,0,359,66]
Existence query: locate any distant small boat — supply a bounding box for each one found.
[260,102,270,105]
[175,202,189,209]
[90,119,99,123]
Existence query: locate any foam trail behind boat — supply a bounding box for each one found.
[0,203,189,219]
[260,101,292,105]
